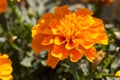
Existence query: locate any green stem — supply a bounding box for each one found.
[65,59,79,80]
[73,70,79,80]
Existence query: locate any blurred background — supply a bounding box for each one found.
[0,0,120,80]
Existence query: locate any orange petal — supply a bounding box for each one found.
[51,44,68,60]
[37,13,54,35]
[65,40,75,50]
[0,74,13,80]
[115,70,120,77]
[36,24,53,35]
[32,24,50,38]
[83,47,98,62]
[0,64,13,75]
[31,37,53,54]
[82,40,94,49]
[38,12,53,23]
[0,58,12,65]
[54,36,66,45]
[46,53,60,68]
[90,18,104,28]
[31,37,44,53]
[77,15,94,28]
[32,26,54,53]
[91,18,108,45]
[69,48,83,62]
[76,8,93,16]
[75,32,94,49]
[0,0,7,13]
[75,38,94,49]
[54,5,71,17]
[32,24,39,38]
[0,54,9,58]
[87,30,99,39]
[98,32,108,45]
[41,36,54,45]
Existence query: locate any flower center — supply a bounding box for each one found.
[58,13,80,39]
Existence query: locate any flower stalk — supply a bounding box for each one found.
[66,59,79,80]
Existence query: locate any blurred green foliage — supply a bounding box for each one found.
[0,0,120,80]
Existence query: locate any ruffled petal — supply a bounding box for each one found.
[0,54,9,58]
[31,37,44,53]
[100,34,108,45]
[83,47,98,62]
[51,44,68,60]
[74,37,94,49]
[65,39,76,50]
[46,53,60,69]
[32,24,51,38]
[32,24,39,38]
[38,12,53,24]
[31,37,53,54]
[82,41,94,49]
[37,13,54,35]
[0,0,7,13]
[77,15,94,29]
[0,58,12,65]
[41,36,54,45]
[76,8,93,16]
[54,5,71,18]
[0,74,13,80]
[54,36,66,45]
[69,48,83,62]
[97,32,108,45]
[91,18,108,45]
[0,64,12,75]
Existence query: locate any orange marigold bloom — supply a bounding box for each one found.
[90,0,114,5]
[0,0,7,13]
[0,54,13,80]
[31,6,108,68]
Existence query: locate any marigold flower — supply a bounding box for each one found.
[0,0,7,13]
[31,6,108,68]
[0,54,13,80]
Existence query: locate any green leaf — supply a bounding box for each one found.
[20,56,32,67]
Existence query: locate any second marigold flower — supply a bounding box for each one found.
[31,6,108,68]
[0,54,13,80]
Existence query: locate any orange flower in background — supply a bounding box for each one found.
[31,6,108,68]
[90,0,114,5]
[0,54,13,80]
[0,0,7,13]
[101,0,114,5]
